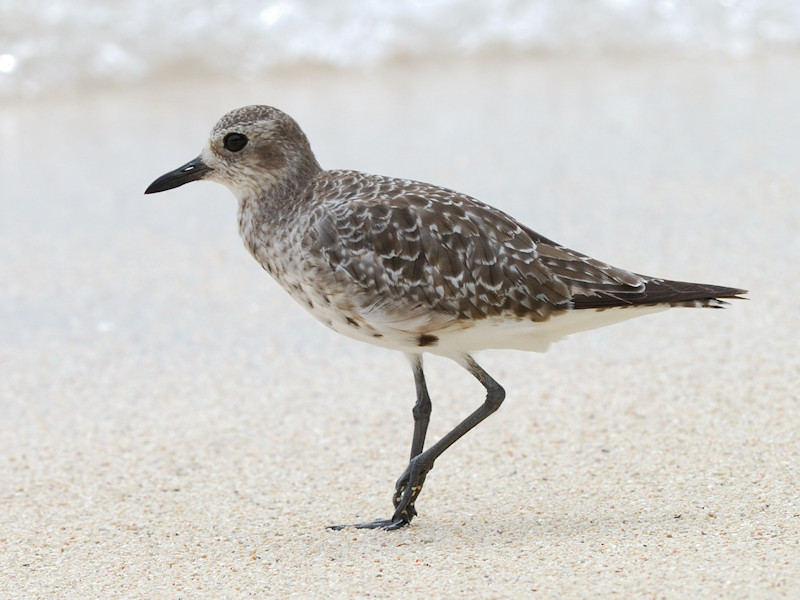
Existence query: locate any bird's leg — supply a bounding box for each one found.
[382,354,432,525]
[330,354,505,531]
[408,353,432,461]
[389,355,505,526]
[329,353,431,531]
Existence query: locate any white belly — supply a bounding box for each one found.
[310,299,670,357]
[427,304,670,355]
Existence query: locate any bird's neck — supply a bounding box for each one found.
[236,159,322,260]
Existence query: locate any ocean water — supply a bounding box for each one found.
[2,0,800,99]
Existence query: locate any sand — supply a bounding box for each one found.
[1,54,798,599]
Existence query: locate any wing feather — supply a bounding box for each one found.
[306,171,745,328]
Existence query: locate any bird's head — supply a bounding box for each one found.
[145,105,320,200]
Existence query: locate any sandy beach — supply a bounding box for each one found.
[1,54,798,598]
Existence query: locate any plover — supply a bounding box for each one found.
[145,105,746,530]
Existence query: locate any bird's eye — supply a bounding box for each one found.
[223,132,248,152]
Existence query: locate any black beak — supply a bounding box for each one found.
[145,156,213,194]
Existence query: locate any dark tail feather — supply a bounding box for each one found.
[639,279,747,308]
[573,278,748,310]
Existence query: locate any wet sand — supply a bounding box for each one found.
[1,55,798,598]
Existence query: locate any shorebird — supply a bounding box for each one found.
[145,105,745,530]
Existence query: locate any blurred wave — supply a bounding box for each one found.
[2,0,800,99]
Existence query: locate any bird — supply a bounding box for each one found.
[145,105,746,530]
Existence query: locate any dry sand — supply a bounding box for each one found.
[1,55,798,598]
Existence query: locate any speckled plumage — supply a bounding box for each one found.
[236,163,741,355]
[146,105,746,530]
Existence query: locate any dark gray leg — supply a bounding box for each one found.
[408,354,432,461]
[330,354,505,531]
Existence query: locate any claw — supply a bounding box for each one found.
[392,457,429,515]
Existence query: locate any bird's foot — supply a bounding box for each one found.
[327,499,416,531]
[328,516,409,531]
[328,456,431,531]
